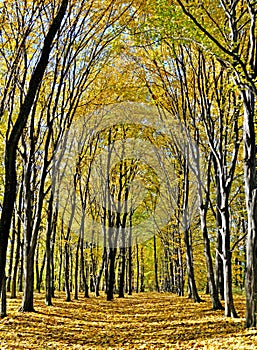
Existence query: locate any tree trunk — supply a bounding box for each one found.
[107,247,117,300]
[140,246,145,292]
[220,204,238,317]
[11,188,22,299]
[242,89,257,328]
[19,252,35,312]
[58,226,63,292]
[64,240,71,302]
[153,234,160,292]
[45,193,54,306]
[1,275,7,318]
[118,247,126,298]
[200,205,223,310]
[7,215,16,292]
[214,166,224,301]
[182,152,202,302]
[74,236,80,300]
[136,242,140,293]
[80,237,89,298]
[38,252,46,293]
[127,245,133,295]
[51,209,57,298]
[196,157,223,310]
[18,239,24,293]
[95,247,107,297]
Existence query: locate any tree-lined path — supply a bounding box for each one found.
[1,1,257,348]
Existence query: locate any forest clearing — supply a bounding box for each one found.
[0,292,256,349]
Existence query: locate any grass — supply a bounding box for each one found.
[0,292,257,349]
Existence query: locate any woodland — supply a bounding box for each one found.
[1,0,257,348]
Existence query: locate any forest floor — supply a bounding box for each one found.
[0,291,256,349]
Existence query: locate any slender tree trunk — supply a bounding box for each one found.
[214,171,224,301]
[40,253,46,292]
[18,239,24,293]
[127,213,133,295]
[118,247,126,298]
[45,193,54,306]
[196,156,223,310]
[127,245,133,295]
[36,245,40,293]
[153,234,159,292]
[7,215,16,292]
[95,247,107,297]
[1,275,7,318]
[11,187,22,298]
[242,89,257,328]
[19,251,35,312]
[107,247,117,300]
[220,202,238,318]
[182,153,202,302]
[177,245,184,296]
[74,236,80,300]
[140,246,145,292]
[80,237,89,298]
[200,205,223,310]
[136,242,140,293]
[58,226,63,292]
[64,239,71,302]
[51,209,57,298]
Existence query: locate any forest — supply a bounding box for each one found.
[1,0,257,348]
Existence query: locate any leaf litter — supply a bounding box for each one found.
[0,292,256,349]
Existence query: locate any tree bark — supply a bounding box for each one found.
[7,216,16,292]
[107,247,117,300]
[45,193,54,306]
[11,184,22,298]
[242,89,257,328]
[182,151,202,302]
[153,234,160,292]
[1,276,7,318]
[118,247,126,298]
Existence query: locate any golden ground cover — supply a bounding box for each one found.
[0,292,256,349]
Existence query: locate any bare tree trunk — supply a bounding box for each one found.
[45,193,54,306]
[118,247,126,298]
[18,239,24,293]
[95,247,107,297]
[64,235,71,302]
[107,247,117,300]
[11,184,22,298]
[243,89,257,327]
[74,236,80,300]
[136,242,139,293]
[140,246,145,292]
[182,151,202,302]
[20,252,35,312]
[1,276,7,318]
[153,234,159,292]
[7,215,16,292]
